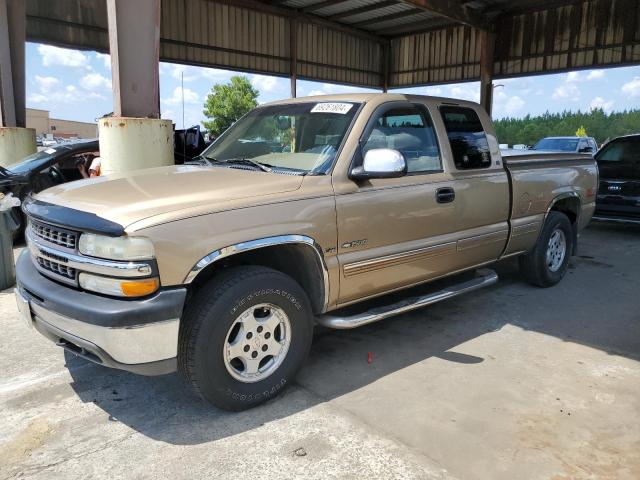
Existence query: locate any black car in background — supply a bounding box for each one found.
[0,140,99,238]
[593,134,640,224]
[532,136,598,153]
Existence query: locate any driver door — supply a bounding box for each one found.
[335,101,458,305]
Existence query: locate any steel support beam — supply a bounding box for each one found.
[290,17,297,98]
[479,30,495,116]
[398,0,488,30]
[0,0,25,127]
[106,0,160,118]
[382,43,390,92]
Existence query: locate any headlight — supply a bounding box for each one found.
[79,272,159,297]
[79,233,155,261]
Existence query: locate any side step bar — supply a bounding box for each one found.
[316,269,498,330]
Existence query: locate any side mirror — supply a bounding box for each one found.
[350,148,407,180]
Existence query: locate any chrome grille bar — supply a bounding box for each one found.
[30,220,77,249]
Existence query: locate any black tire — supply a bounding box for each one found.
[178,266,313,411]
[519,211,574,288]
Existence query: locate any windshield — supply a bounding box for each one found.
[201,102,360,174]
[532,138,579,152]
[7,147,60,175]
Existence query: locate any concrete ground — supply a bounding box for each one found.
[1,222,639,480]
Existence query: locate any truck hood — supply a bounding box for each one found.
[35,165,304,228]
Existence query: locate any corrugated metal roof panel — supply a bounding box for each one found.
[24,0,640,91]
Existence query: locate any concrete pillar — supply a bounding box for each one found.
[290,17,297,98]
[102,0,171,174]
[0,0,25,128]
[0,127,36,168]
[98,118,173,176]
[0,0,35,166]
[107,0,160,118]
[479,31,496,117]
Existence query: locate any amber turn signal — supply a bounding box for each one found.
[121,278,160,297]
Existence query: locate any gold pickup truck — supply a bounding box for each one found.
[15,94,598,410]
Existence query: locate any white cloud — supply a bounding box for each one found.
[589,96,614,113]
[162,86,199,105]
[552,83,580,100]
[622,77,640,98]
[80,73,112,91]
[95,52,111,69]
[251,74,278,93]
[493,89,526,118]
[28,84,105,105]
[38,45,88,68]
[566,70,605,83]
[566,71,581,83]
[423,86,443,96]
[505,96,525,113]
[200,67,233,82]
[170,64,201,82]
[587,70,605,80]
[447,84,480,103]
[34,75,60,93]
[299,82,374,97]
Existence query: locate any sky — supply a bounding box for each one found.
[25,42,640,128]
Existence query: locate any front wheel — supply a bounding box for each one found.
[519,211,574,287]
[178,266,313,411]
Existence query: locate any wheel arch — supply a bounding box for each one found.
[184,236,329,314]
[545,192,581,255]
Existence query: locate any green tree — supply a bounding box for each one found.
[494,108,640,147]
[202,76,259,137]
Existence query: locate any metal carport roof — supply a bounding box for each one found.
[24,0,640,90]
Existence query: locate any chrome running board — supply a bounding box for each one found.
[316,269,498,330]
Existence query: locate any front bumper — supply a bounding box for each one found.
[15,250,187,376]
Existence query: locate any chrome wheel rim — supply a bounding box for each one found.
[223,303,291,383]
[546,229,567,272]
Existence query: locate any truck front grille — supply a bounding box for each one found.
[30,221,78,249]
[36,256,76,279]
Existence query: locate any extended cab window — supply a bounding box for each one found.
[362,105,442,173]
[440,106,491,170]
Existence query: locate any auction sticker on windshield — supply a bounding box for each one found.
[311,103,353,114]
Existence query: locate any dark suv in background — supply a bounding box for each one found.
[593,134,640,224]
[532,136,598,153]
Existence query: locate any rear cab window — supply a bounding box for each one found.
[439,106,492,170]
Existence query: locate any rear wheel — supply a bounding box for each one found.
[178,266,313,411]
[519,211,574,287]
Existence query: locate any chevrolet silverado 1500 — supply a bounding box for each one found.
[15,94,598,410]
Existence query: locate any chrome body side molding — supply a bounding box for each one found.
[184,235,330,313]
[316,268,498,330]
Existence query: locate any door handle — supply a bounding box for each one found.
[436,187,455,204]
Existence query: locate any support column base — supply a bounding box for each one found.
[0,127,36,168]
[98,117,173,175]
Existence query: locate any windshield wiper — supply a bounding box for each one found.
[219,157,272,173]
[190,154,216,166]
